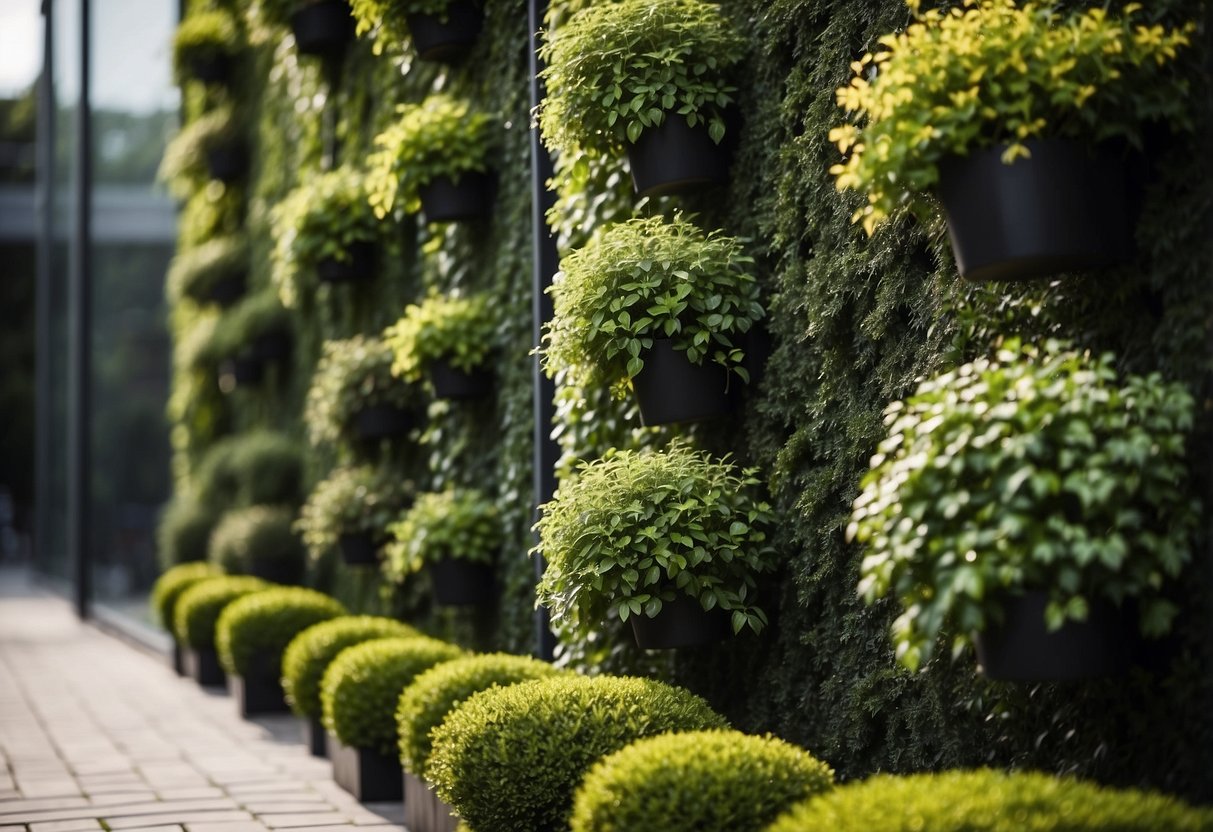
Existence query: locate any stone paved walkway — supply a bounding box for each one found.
[0,569,406,832]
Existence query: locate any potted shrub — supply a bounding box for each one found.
[304,335,421,447]
[385,489,500,606]
[849,339,1199,681]
[384,293,495,400]
[255,0,354,56]
[210,291,294,388]
[271,168,384,307]
[159,107,247,191]
[396,654,562,830]
[209,506,308,586]
[535,444,777,650]
[351,0,482,62]
[428,675,726,832]
[542,214,763,426]
[538,0,744,197]
[155,496,217,569]
[215,587,346,717]
[321,636,465,801]
[283,616,419,757]
[766,769,1213,832]
[172,10,240,86]
[150,562,224,675]
[367,95,493,223]
[165,236,248,308]
[194,430,306,511]
[830,1,1196,281]
[296,465,415,568]
[571,730,834,832]
[174,575,269,687]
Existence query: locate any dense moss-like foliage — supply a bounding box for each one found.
[427,675,728,832]
[151,562,223,630]
[173,575,269,648]
[215,586,346,676]
[764,769,1213,831]
[571,730,834,832]
[395,652,563,777]
[320,636,466,755]
[282,615,420,718]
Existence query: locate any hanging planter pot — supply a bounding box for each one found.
[428,358,492,400]
[632,339,736,427]
[353,404,416,441]
[630,595,732,650]
[418,172,492,223]
[205,142,248,183]
[973,591,1133,682]
[290,0,355,56]
[188,54,231,86]
[253,330,293,364]
[337,532,379,566]
[429,557,495,606]
[248,553,304,585]
[316,241,378,284]
[627,116,731,198]
[206,273,246,307]
[221,355,264,389]
[407,0,483,63]
[937,140,1133,282]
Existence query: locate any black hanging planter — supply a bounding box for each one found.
[631,595,731,650]
[253,331,293,364]
[188,53,231,85]
[229,653,291,717]
[404,771,461,832]
[248,553,304,585]
[406,0,483,62]
[937,139,1133,282]
[303,716,327,758]
[205,142,248,183]
[632,339,737,427]
[353,404,416,441]
[316,241,378,284]
[428,358,492,400]
[228,355,264,387]
[205,273,246,307]
[418,172,492,223]
[184,646,226,687]
[338,532,379,566]
[627,116,731,197]
[429,557,495,606]
[329,733,403,802]
[974,591,1133,682]
[290,0,355,56]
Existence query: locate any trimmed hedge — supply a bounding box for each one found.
[156,497,215,569]
[428,675,728,832]
[173,575,269,649]
[151,562,223,631]
[320,637,466,756]
[207,505,304,579]
[764,769,1213,831]
[282,616,420,719]
[396,653,563,778]
[571,730,833,832]
[215,587,347,677]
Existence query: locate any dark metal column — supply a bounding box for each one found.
[67,0,92,619]
[528,0,558,661]
[34,0,55,580]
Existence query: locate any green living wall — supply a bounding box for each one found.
[165,0,1213,802]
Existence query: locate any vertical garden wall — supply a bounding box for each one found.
[163,0,1213,802]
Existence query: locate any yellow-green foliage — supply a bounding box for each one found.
[216,587,346,676]
[151,562,223,630]
[384,292,495,381]
[830,0,1196,233]
[571,730,834,832]
[174,575,269,649]
[384,488,500,580]
[764,769,1213,831]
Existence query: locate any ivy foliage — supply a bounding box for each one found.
[538,0,744,155]
[351,0,453,56]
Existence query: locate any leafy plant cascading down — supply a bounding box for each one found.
[172,9,240,84]
[849,339,1199,671]
[384,488,501,581]
[295,465,415,564]
[304,335,420,448]
[384,292,496,382]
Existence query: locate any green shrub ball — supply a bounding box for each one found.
[764,769,1213,831]
[215,587,346,677]
[571,730,834,832]
[427,674,728,832]
[150,562,222,631]
[173,576,269,649]
[320,636,465,756]
[396,653,564,778]
[282,616,419,719]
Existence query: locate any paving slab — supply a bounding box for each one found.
[0,572,405,832]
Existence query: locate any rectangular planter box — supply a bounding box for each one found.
[228,651,289,717]
[404,771,459,832]
[171,640,185,676]
[183,646,225,687]
[329,732,402,802]
[303,715,327,758]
